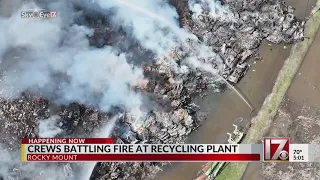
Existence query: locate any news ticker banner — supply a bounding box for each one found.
[20,138,320,162]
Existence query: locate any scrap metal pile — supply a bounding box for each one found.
[178,0,305,83]
[0,0,305,180]
[89,62,220,179]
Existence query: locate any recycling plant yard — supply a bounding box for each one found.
[0,0,319,180]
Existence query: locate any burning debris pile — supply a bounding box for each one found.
[182,0,305,83]
[0,0,306,180]
[90,61,215,179]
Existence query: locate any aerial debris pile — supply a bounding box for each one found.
[80,1,307,178]
[0,77,207,179]
[179,0,305,83]
[91,62,213,179]
[0,95,49,149]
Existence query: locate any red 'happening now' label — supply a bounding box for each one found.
[21,138,114,144]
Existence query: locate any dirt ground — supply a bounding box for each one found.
[243,20,320,180]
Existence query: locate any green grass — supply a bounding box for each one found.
[215,6,320,180]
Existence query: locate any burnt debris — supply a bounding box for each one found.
[182,0,304,83]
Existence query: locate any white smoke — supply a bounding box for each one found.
[0,1,144,113]
[0,1,145,179]
[185,43,223,73]
[96,0,195,55]
[188,0,235,21]
[38,115,63,138]
[57,48,144,111]
[0,144,66,180]
[95,0,224,74]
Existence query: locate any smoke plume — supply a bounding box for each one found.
[96,0,194,55]
[0,144,66,180]
[0,1,145,179]
[0,0,226,179]
[94,0,224,74]
[0,1,144,113]
[37,115,64,138]
[188,0,234,21]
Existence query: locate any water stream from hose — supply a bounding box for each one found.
[83,115,118,180]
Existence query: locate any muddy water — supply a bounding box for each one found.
[286,0,318,20]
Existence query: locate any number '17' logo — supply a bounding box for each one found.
[50,12,57,18]
[264,138,290,161]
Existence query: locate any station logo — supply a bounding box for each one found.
[21,8,57,19]
[264,138,290,161]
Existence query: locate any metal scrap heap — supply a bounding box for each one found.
[90,61,212,179]
[180,0,305,83]
[0,95,48,149]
